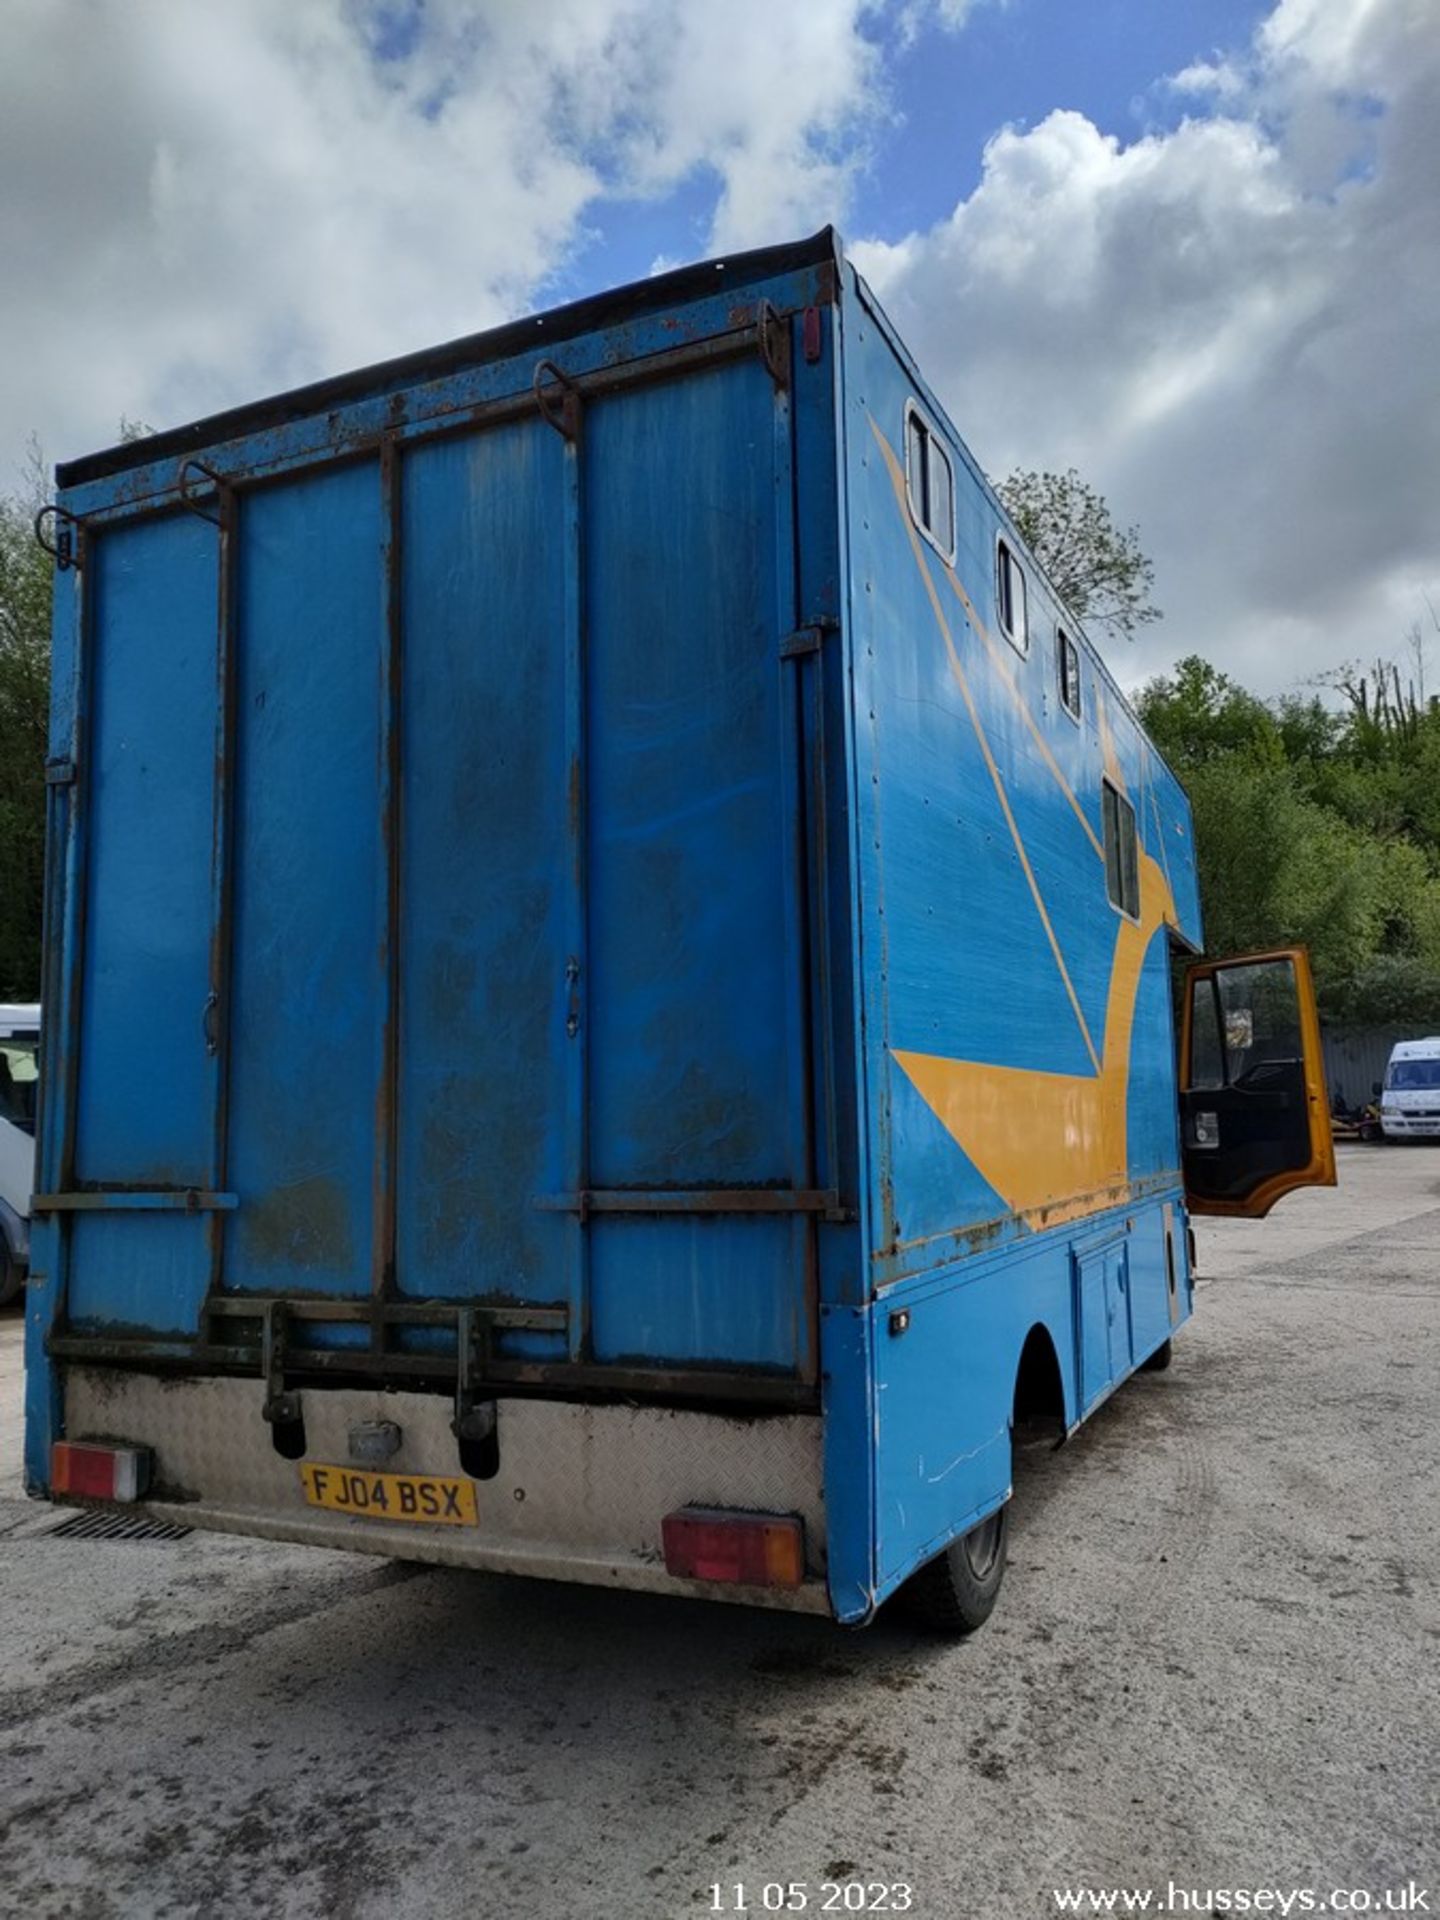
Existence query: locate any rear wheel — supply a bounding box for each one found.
[1140,1337,1173,1373]
[0,1243,24,1309]
[901,1502,1009,1635]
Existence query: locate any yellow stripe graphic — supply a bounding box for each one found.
[940,564,1105,862]
[870,418,1101,1076]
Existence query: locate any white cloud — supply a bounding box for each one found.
[0,0,884,474]
[1167,59,1247,99]
[897,0,1002,38]
[851,0,1440,696]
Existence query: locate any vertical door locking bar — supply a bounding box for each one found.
[34,505,86,572]
[176,459,227,527]
[533,359,583,442]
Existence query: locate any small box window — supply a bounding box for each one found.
[996,540,1028,654]
[1102,778,1140,919]
[904,402,955,561]
[1057,629,1081,721]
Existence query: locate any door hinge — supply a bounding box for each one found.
[757,301,792,390]
[780,617,838,659]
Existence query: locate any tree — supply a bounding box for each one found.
[1136,655,1280,770]
[997,466,1161,641]
[1137,650,1440,1029]
[0,444,52,999]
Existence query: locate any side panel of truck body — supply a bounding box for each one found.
[832,268,1204,1601]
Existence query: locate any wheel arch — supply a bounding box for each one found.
[1012,1318,1069,1440]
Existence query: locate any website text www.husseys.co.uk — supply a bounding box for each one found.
[1052,1885,1430,1915]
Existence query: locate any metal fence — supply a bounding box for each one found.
[1321,1025,1435,1109]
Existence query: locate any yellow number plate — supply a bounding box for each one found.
[299,1463,478,1527]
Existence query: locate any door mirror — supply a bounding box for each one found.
[1179,947,1336,1218]
[1372,1081,1382,1098]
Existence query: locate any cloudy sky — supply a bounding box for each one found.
[3,0,1435,695]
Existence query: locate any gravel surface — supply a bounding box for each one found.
[0,1144,1435,1918]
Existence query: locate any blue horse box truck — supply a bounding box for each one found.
[28,229,1334,1629]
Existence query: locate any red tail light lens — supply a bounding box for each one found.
[662,1507,805,1589]
[51,1441,152,1503]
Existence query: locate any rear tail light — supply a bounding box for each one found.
[662,1507,805,1589]
[51,1441,153,1503]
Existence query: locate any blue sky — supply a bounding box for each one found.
[2,0,1436,693]
[552,0,1278,299]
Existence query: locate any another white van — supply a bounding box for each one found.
[0,1003,39,1305]
[1379,1036,1440,1141]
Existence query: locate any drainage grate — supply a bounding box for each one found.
[47,1510,192,1543]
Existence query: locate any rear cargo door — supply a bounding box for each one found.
[48,322,820,1397]
[397,348,818,1388]
[574,355,815,1384]
[50,514,222,1337]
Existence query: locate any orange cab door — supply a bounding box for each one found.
[1179,947,1337,1218]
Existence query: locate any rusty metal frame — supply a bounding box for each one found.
[533,358,582,441]
[531,1187,847,1220]
[33,1189,238,1213]
[206,475,240,1297]
[46,1291,816,1407]
[45,1338,816,1407]
[757,299,792,390]
[176,459,226,527]
[61,316,808,537]
[373,436,404,1301]
[33,504,86,571]
[551,362,591,1370]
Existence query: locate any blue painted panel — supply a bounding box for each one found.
[1076,1245,1112,1410]
[395,424,572,1305]
[224,466,382,1294]
[76,516,216,1186]
[819,1300,876,1622]
[582,359,810,1372]
[585,362,793,1188]
[841,273,1204,1277]
[65,1215,209,1336]
[871,1252,1034,1594]
[1126,1208,1174,1363]
[26,557,84,1490]
[1107,1243,1133,1377]
[587,1217,800,1370]
[1126,928,1185,1180]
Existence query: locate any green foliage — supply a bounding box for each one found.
[1139,653,1440,1028]
[0,449,52,999]
[997,467,1161,641]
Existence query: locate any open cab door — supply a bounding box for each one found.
[1179,947,1336,1218]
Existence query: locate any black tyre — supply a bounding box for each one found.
[0,1244,24,1310]
[1140,1337,1173,1373]
[901,1502,1009,1635]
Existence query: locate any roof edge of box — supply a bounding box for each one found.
[57,228,844,491]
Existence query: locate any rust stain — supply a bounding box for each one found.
[240,1177,355,1273]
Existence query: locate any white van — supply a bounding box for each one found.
[0,1003,40,1305]
[1379,1036,1440,1141]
